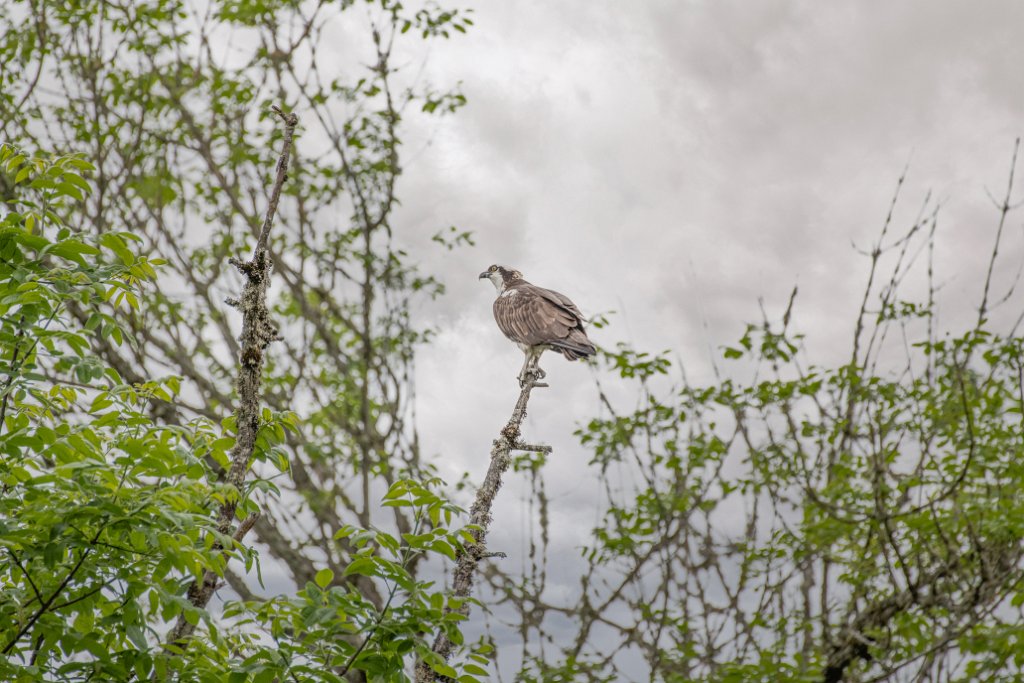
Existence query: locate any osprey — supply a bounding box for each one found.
[479,265,596,385]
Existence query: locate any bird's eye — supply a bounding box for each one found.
[489,265,496,272]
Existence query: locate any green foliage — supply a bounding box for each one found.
[573,291,1024,679]
[1,0,484,679]
[0,144,220,680]
[5,0,1019,680]
[215,478,493,682]
[0,142,483,680]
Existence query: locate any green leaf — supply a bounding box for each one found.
[48,239,100,264]
[431,662,458,678]
[342,557,379,578]
[126,624,148,650]
[56,181,84,201]
[100,232,136,265]
[314,567,334,588]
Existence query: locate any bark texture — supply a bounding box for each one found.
[165,106,298,650]
[415,371,552,682]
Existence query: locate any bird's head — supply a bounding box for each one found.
[479,264,522,293]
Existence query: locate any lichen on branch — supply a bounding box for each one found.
[165,105,298,651]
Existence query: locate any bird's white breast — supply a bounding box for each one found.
[500,288,518,298]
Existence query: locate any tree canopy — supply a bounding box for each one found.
[2,1,1024,682]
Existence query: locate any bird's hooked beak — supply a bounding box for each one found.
[478,271,490,280]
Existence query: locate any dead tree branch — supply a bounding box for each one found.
[415,371,552,682]
[164,105,298,651]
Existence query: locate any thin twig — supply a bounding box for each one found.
[2,548,93,654]
[978,138,1020,327]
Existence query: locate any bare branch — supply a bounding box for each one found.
[164,106,298,651]
[415,373,549,682]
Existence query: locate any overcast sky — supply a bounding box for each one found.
[349,0,1024,673]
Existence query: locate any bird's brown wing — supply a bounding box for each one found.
[493,286,578,347]
[529,285,586,323]
[521,284,595,356]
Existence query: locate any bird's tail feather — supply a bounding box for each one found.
[553,331,596,361]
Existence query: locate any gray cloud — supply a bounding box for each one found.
[388,0,1024,675]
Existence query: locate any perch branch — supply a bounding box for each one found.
[414,371,548,682]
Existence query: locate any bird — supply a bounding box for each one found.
[479,264,596,386]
